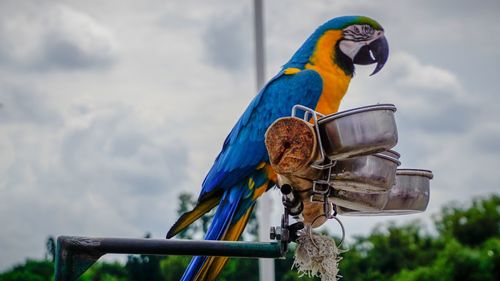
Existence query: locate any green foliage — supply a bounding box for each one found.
[45,237,56,263]
[339,221,442,281]
[159,256,190,280]
[79,262,127,281]
[435,195,499,246]
[391,237,499,281]
[0,260,53,281]
[2,195,498,281]
[219,258,259,281]
[125,254,162,281]
[124,233,163,281]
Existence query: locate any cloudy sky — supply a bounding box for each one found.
[1,0,499,270]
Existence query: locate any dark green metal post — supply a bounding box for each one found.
[55,236,285,281]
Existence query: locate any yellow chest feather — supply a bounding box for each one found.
[305,30,352,115]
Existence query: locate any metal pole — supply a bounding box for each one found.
[253,1,275,281]
[254,0,266,88]
[55,236,284,281]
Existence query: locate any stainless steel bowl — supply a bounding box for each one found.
[329,150,401,192]
[383,169,433,213]
[317,104,398,160]
[330,189,388,211]
[336,169,433,216]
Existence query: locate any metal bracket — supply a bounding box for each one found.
[291,105,328,167]
[270,200,305,251]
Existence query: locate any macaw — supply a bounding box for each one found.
[167,15,389,281]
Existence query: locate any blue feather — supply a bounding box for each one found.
[181,181,246,280]
[170,15,388,281]
[179,69,323,281]
[198,70,322,202]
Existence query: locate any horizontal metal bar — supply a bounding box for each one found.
[55,236,285,281]
[60,236,284,258]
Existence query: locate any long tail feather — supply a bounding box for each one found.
[180,189,243,281]
[203,206,255,281]
[180,169,271,281]
[167,194,220,239]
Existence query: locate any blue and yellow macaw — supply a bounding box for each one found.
[167,15,389,281]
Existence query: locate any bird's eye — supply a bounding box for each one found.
[363,25,373,34]
[354,26,359,33]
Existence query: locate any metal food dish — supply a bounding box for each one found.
[329,150,401,192]
[336,169,433,216]
[330,189,388,211]
[317,104,398,160]
[383,169,433,213]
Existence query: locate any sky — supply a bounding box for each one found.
[0,0,499,271]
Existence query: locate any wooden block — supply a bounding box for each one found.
[265,117,328,228]
[265,117,322,179]
[302,201,327,228]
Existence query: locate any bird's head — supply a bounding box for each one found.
[334,16,389,76]
[288,16,389,77]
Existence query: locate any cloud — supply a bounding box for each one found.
[0,3,117,71]
[387,53,461,93]
[201,4,253,72]
[0,83,63,126]
[345,52,477,136]
[0,102,189,269]
[473,125,500,154]
[383,53,476,134]
[338,50,498,218]
[59,105,188,197]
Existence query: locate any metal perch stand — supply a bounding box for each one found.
[55,236,288,281]
[54,184,306,281]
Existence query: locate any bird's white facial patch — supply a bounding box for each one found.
[339,40,364,60]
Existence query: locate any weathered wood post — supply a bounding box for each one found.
[265,117,328,228]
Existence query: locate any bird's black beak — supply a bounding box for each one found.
[353,35,389,76]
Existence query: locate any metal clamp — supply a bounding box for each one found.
[291,105,331,168]
[270,206,305,251]
[310,159,336,202]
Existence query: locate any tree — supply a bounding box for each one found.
[159,255,190,280]
[0,260,53,281]
[391,237,498,281]
[125,233,163,281]
[80,262,128,281]
[335,220,439,281]
[434,195,499,246]
[338,195,499,281]
[45,236,56,262]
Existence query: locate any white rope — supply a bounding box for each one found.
[293,227,346,281]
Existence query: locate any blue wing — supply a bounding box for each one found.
[167,69,324,281]
[198,69,323,201]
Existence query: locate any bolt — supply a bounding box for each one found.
[275,227,282,241]
[270,227,276,240]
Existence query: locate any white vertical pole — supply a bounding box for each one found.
[254,0,266,90]
[253,1,275,281]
